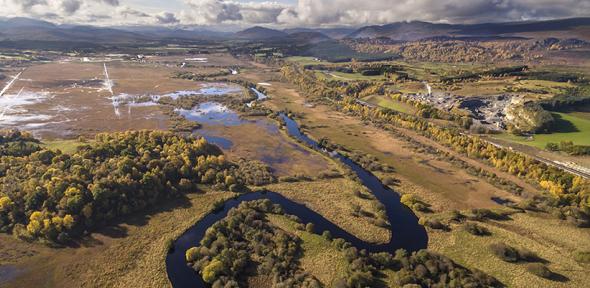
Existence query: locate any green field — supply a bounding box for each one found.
[268,214,348,286]
[42,139,89,154]
[363,95,416,114]
[495,111,590,149]
[285,56,322,66]
[392,61,488,82]
[314,70,386,81]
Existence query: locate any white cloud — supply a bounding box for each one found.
[156,12,179,24]
[180,0,243,25]
[276,0,590,26]
[0,0,588,27]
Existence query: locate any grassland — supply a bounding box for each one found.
[514,79,574,94]
[42,139,89,154]
[314,70,386,81]
[0,191,234,288]
[428,211,590,288]
[285,56,322,66]
[495,111,590,148]
[202,119,333,177]
[392,61,489,82]
[265,179,391,244]
[363,95,417,114]
[268,214,348,286]
[261,84,526,210]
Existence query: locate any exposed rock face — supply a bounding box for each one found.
[504,98,554,134]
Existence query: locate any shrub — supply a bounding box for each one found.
[412,202,428,212]
[305,223,315,233]
[400,194,416,207]
[464,222,490,236]
[489,243,520,262]
[449,210,466,222]
[517,247,541,262]
[425,219,446,230]
[322,230,332,240]
[317,170,341,179]
[489,242,540,262]
[471,209,507,221]
[574,251,590,263]
[419,218,447,230]
[382,177,398,185]
[185,247,199,262]
[526,263,553,279]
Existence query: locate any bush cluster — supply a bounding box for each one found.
[186,200,320,287]
[489,243,540,263]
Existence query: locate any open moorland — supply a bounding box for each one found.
[0,15,589,288]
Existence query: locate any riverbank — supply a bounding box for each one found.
[0,192,233,288]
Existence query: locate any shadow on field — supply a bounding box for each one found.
[550,113,579,133]
[549,272,570,283]
[71,193,196,248]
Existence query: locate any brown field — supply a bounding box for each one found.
[268,214,348,287]
[147,53,252,68]
[0,58,252,139]
[266,179,391,244]
[1,61,180,138]
[199,118,333,177]
[239,66,529,211]
[429,211,590,288]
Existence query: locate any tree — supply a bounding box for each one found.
[202,258,224,283]
[0,197,12,212]
[186,247,199,262]
[63,214,75,229]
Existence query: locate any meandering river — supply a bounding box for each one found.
[166,95,428,288]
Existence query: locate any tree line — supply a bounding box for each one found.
[546,141,590,156]
[0,130,40,157]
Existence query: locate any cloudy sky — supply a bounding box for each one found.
[0,0,589,29]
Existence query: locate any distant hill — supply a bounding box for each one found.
[456,17,590,36]
[301,40,398,62]
[347,18,590,41]
[0,17,56,29]
[348,21,454,41]
[0,18,149,44]
[235,26,289,40]
[118,26,231,41]
[284,27,357,39]
[1,17,589,48]
[289,32,331,44]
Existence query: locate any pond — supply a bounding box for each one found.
[176,102,244,126]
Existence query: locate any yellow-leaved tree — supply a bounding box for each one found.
[0,196,12,211]
[202,258,224,284]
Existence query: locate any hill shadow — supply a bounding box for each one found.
[550,113,579,133]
